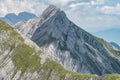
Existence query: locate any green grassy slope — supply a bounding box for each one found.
[96,37,120,58]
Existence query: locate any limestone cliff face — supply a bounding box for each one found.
[15,5,120,76]
[1,20,106,80]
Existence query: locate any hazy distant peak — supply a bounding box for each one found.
[110,42,120,50]
[18,12,37,17]
[1,12,37,25]
[5,13,17,18]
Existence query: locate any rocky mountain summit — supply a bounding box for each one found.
[15,5,120,76]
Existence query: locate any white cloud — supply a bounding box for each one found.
[0,0,120,33]
[69,2,90,8]
[0,0,47,17]
[69,0,105,8]
[67,11,120,32]
[40,0,72,7]
[50,0,70,3]
[0,0,74,17]
[0,0,105,16]
[66,3,120,32]
[97,3,120,15]
[91,0,105,5]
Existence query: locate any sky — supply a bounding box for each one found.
[0,0,120,33]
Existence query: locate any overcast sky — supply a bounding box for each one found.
[0,0,120,32]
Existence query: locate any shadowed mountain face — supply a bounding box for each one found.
[1,12,37,25]
[15,5,120,76]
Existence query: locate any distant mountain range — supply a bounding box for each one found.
[111,42,120,50]
[94,28,120,45]
[0,12,37,25]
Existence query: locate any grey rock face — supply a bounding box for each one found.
[15,18,40,38]
[15,5,60,38]
[15,5,120,76]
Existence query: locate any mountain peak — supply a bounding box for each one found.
[47,5,59,10]
[5,13,17,18]
[40,5,60,21]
